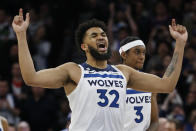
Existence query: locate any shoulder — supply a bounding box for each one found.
[115,64,139,86]
[115,64,131,81]
[60,62,81,81]
[56,62,80,72]
[59,62,79,68]
[115,64,134,74]
[115,64,128,70]
[0,116,8,127]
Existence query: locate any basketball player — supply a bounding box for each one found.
[12,8,187,131]
[0,116,9,131]
[119,36,158,131]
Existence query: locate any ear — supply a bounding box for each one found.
[81,44,87,51]
[121,52,127,60]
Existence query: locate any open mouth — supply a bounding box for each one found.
[97,42,107,52]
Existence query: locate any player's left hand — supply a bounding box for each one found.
[169,19,188,45]
[12,8,30,34]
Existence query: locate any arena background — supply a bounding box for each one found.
[0,0,196,130]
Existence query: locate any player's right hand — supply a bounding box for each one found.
[12,8,30,33]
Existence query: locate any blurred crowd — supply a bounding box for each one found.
[0,0,196,131]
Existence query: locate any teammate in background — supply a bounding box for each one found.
[119,36,158,131]
[17,121,31,131]
[12,8,187,131]
[0,116,9,131]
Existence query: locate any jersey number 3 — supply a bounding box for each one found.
[97,89,119,108]
[134,106,143,123]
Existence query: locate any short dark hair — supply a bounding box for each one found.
[75,19,107,52]
[120,36,140,48]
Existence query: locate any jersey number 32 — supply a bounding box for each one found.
[97,89,119,108]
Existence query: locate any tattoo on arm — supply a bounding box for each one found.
[164,52,179,77]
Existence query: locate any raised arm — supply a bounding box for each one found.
[118,19,187,93]
[12,9,76,88]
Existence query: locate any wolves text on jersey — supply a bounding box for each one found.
[126,95,151,104]
[88,79,123,88]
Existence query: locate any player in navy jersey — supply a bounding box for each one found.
[12,8,187,131]
[119,36,158,131]
[0,116,9,131]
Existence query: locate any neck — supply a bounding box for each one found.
[86,55,107,69]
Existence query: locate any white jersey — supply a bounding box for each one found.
[67,63,127,131]
[124,88,152,131]
[0,119,4,131]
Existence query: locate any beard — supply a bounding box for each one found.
[88,45,111,60]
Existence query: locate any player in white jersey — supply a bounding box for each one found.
[119,36,158,131]
[0,116,9,131]
[12,8,187,131]
[68,63,127,131]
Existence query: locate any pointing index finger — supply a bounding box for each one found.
[19,8,23,17]
[172,18,176,27]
